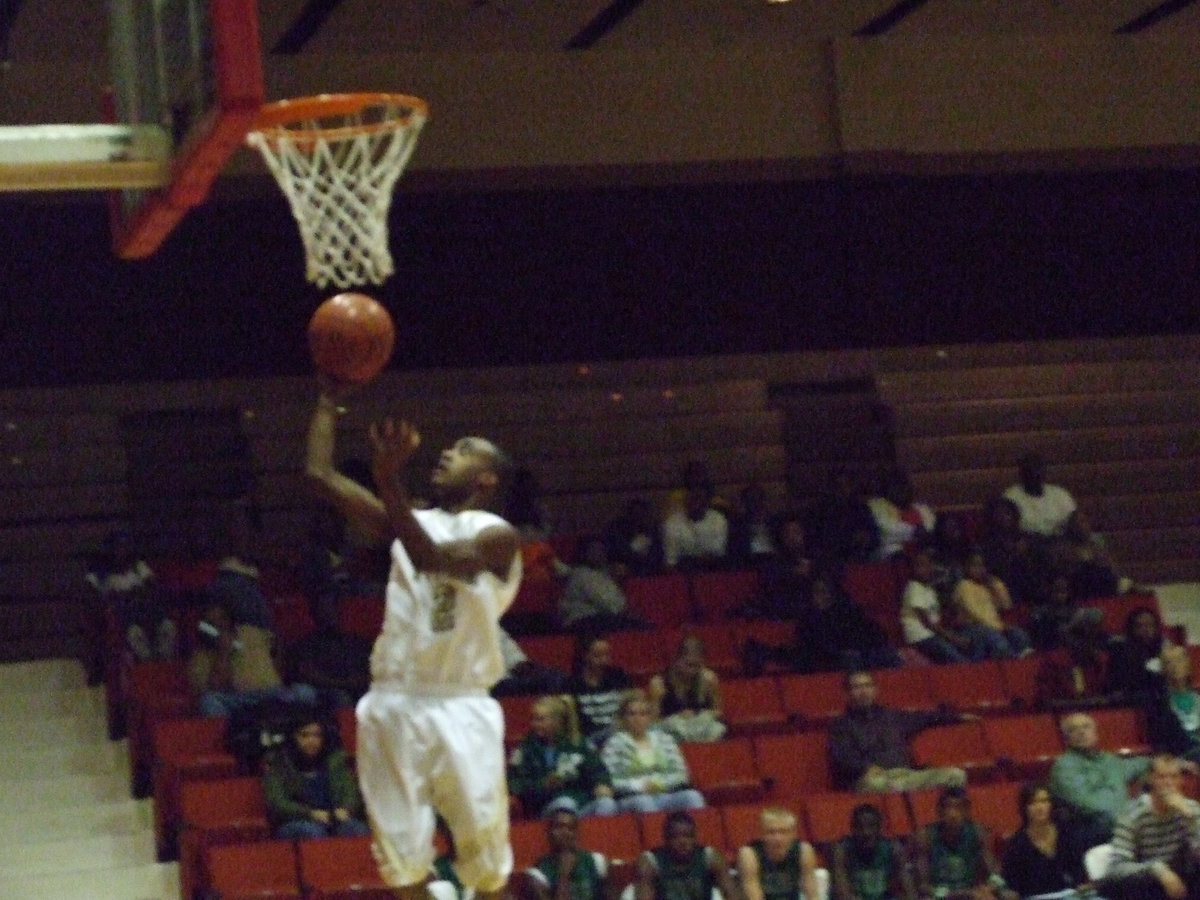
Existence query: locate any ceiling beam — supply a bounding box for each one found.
[854,0,936,36]
[1115,0,1200,33]
[565,0,648,50]
[271,0,348,55]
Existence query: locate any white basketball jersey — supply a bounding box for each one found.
[370,507,522,690]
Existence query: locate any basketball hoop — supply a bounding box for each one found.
[246,93,428,290]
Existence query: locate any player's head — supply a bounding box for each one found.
[545,808,579,850]
[758,807,798,860]
[430,436,512,508]
[849,803,883,849]
[662,812,698,858]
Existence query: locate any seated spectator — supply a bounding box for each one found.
[526,809,611,900]
[912,786,1017,900]
[928,512,972,605]
[663,480,729,571]
[1106,606,1174,705]
[284,592,372,709]
[635,810,740,900]
[1048,712,1150,849]
[953,550,1032,660]
[734,807,821,900]
[261,712,369,840]
[828,670,972,793]
[647,634,726,744]
[807,466,880,566]
[830,802,916,900]
[867,468,936,561]
[744,569,901,676]
[558,536,649,633]
[600,691,705,814]
[1146,646,1200,763]
[1102,754,1200,900]
[188,598,317,718]
[1003,453,1077,542]
[604,497,666,577]
[750,511,813,620]
[1035,609,1114,710]
[508,695,616,819]
[900,547,972,665]
[727,483,778,567]
[979,496,1049,608]
[1000,783,1091,900]
[492,627,569,698]
[1049,510,1124,600]
[1027,573,1082,651]
[86,529,176,661]
[567,633,633,746]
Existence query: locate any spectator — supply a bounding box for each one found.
[1000,782,1091,899]
[928,512,972,606]
[187,598,317,718]
[727,483,777,567]
[830,802,916,900]
[1049,509,1124,600]
[558,536,648,634]
[751,511,813,620]
[867,468,936,561]
[635,810,740,900]
[1027,573,1082,651]
[1146,646,1200,763]
[828,670,972,793]
[807,466,880,566]
[525,809,611,900]
[647,634,726,744]
[1003,453,1077,541]
[492,628,569,698]
[953,550,1032,660]
[899,547,972,665]
[600,690,705,814]
[912,786,1017,900]
[1048,712,1150,849]
[1107,607,1174,705]
[663,480,729,571]
[604,497,666,577]
[567,633,633,746]
[283,590,373,709]
[978,496,1048,608]
[1103,754,1200,900]
[262,712,369,840]
[1035,609,1113,710]
[743,570,901,676]
[507,695,616,819]
[734,807,820,900]
[86,529,176,662]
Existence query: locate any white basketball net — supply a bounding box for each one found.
[246,96,427,290]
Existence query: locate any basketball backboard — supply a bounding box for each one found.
[0,0,261,258]
[107,0,264,258]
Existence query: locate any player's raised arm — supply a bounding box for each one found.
[304,392,390,543]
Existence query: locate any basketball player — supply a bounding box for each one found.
[305,388,521,900]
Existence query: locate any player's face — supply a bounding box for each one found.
[430,437,496,495]
[665,821,697,858]
[547,812,578,851]
[847,674,877,709]
[761,817,797,861]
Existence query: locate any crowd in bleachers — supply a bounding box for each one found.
[82,445,1200,900]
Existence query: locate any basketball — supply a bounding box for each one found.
[308,292,396,383]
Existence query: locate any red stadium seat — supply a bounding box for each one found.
[754,731,834,803]
[870,666,935,713]
[178,777,271,900]
[520,633,575,673]
[624,573,695,629]
[578,812,643,864]
[206,840,301,900]
[982,713,1063,780]
[927,660,1010,714]
[803,791,903,846]
[151,716,239,861]
[509,818,550,869]
[680,737,766,805]
[719,676,789,736]
[608,629,671,681]
[336,594,384,641]
[691,569,761,621]
[779,671,846,729]
[998,655,1043,711]
[639,806,727,854]
[298,835,390,899]
[909,721,999,782]
[1086,707,1151,756]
